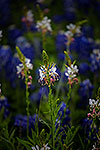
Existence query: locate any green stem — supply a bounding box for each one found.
[66,84,71,107]
[24,70,30,137]
[48,86,55,149]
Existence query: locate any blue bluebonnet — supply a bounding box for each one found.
[70,35,94,60]
[8,25,23,45]
[30,90,41,105]
[55,102,70,145]
[30,86,48,104]
[56,102,70,129]
[6,53,20,88]
[0,45,12,67]
[14,114,38,132]
[0,45,12,74]
[0,46,21,87]
[0,96,9,118]
[82,25,94,38]
[79,79,94,108]
[0,45,26,88]
[58,53,65,61]
[56,33,67,53]
[79,63,90,74]
[80,118,98,143]
[16,36,35,61]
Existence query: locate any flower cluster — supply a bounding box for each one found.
[64,23,81,44]
[36,16,52,33]
[65,63,78,85]
[88,98,100,120]
[22,10,34,28]
[38,63,59,86]
[32,143,50,150]
[16,57,33,87]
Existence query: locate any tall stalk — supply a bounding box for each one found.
[67,84,71,106]
[24,69,30,137]
[48,85,55,149]
[16,46,31,137]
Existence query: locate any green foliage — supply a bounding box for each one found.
[17,138,32,150]
[16,46,25,64]
[17,129,51,150]
[63,126,80,149]
[0,127,16,150]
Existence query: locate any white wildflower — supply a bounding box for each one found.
[36,16,52,32]
[39,64,59,85]
[66,23,81,34]
[16,58,33,77]
[89,99,100,108]
[65,64,78,79]
[65,23,81,38]
[25,58,33,70]
[92,143,96,150]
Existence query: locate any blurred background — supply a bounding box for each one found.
[0,1,100,148]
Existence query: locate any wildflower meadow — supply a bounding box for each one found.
[0,0,100,149]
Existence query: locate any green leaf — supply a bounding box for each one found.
[27,136,34,145]
[16,46,25,63]
[78,134,84,150]
[42,50,49,67]
[9,129,16,140]
[64,51,71,66]
[76,19,88,26]
[64,126,80,147]
[73,60,76,65]
[0,136,11,145]
[39,119,50,129]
